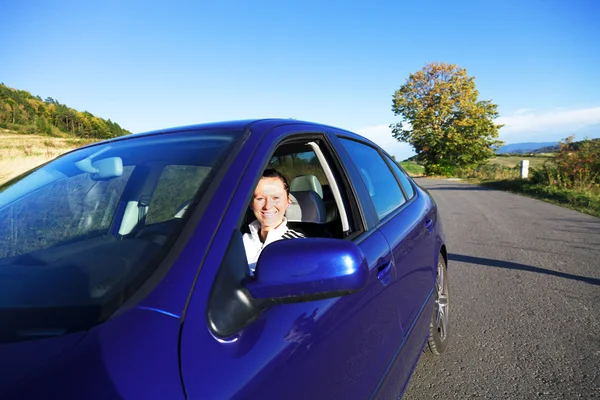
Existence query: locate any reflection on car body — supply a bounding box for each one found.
[0,119,448,399]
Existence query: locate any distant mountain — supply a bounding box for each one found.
[534,144,560,153]
[496,142,559,154]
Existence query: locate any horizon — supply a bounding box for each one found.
[1,0,599,161]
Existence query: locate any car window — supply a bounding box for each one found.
[267,148,344,234]
[0,167,133,257]
[268,150,328,188]
[0,129,242,344]
[239,138,360,278]
[339,138,406,220]
[146,165,211,225]
[384,154,415,199]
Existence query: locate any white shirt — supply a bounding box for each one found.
[243,217,304,274]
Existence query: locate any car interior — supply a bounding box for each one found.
[240,139,354,240]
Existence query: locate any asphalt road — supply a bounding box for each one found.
[402,179,600,399]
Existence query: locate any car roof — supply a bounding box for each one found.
[76,118,374,150]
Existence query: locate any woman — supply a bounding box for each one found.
[243,168,305,274]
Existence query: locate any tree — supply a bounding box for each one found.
[0,83,131,138]
[391,62,503,175]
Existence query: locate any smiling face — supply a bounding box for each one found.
[251,176,291,232]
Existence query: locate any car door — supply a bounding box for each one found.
[376,153,438,396]
[381,152,437,328]
[333,134,436,397]
[179,124,404,399]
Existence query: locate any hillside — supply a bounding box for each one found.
[496,138,600,155]
[496,142,558,154]
[533,137,600,153]
[0,83,130,139]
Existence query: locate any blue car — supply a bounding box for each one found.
[0,119,448,399]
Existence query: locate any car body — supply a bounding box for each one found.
[0,119,448,399]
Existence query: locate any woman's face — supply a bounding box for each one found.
[252,177,290,230]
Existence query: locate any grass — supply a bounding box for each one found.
[0,129,99,186]
[488,155,553,168]
[479,149,600,217]
[399,161,425,177]
[479,180,600,218]
[453,161,600,218]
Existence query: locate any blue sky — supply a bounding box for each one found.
[2,0,599,160]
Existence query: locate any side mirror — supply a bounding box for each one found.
[245,238,369,302]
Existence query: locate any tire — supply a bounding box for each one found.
[426,253,449,355]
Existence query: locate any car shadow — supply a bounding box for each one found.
[449,253,600,286]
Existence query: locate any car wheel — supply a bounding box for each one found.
[427,253,448,355]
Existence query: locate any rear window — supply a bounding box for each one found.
[0,129,241,343]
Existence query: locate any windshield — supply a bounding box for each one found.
[0,129,242,343]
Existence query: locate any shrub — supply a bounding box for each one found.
[533,136,600,191]
[425,160,456,176]
[456,164,520,181]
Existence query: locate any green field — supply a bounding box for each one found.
[488,155,554,168]
[399,161,425,176]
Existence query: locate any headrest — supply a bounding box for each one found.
[290,175,323,199]
[286,190,327,224]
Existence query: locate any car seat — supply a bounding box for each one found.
[286,190,331,238]
[290,175,338,223]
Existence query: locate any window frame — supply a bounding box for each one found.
[236,132,366,241]
[381,152,416,201]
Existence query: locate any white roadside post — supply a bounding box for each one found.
[520,160,529,179]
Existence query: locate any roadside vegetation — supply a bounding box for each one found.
[389,62,599,217]
[453,137,600,217]
[399,161,425,177]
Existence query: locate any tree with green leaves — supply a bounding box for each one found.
[0,83,131,139]
[391,62,503,175]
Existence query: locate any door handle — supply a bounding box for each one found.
[425,219,433,234]
[377,262,392,286]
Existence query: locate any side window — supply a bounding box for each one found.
[267,150,334,225]
[384,155,415,199]
[241,140,359,243]
[339,138,406,220]
[146,165,211,224]
[268,151,328,188]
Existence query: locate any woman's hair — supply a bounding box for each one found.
[262,168,290,196]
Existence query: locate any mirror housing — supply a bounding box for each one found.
[75,154,123,180]
[92,157,123,180]
[245,238,368,302]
